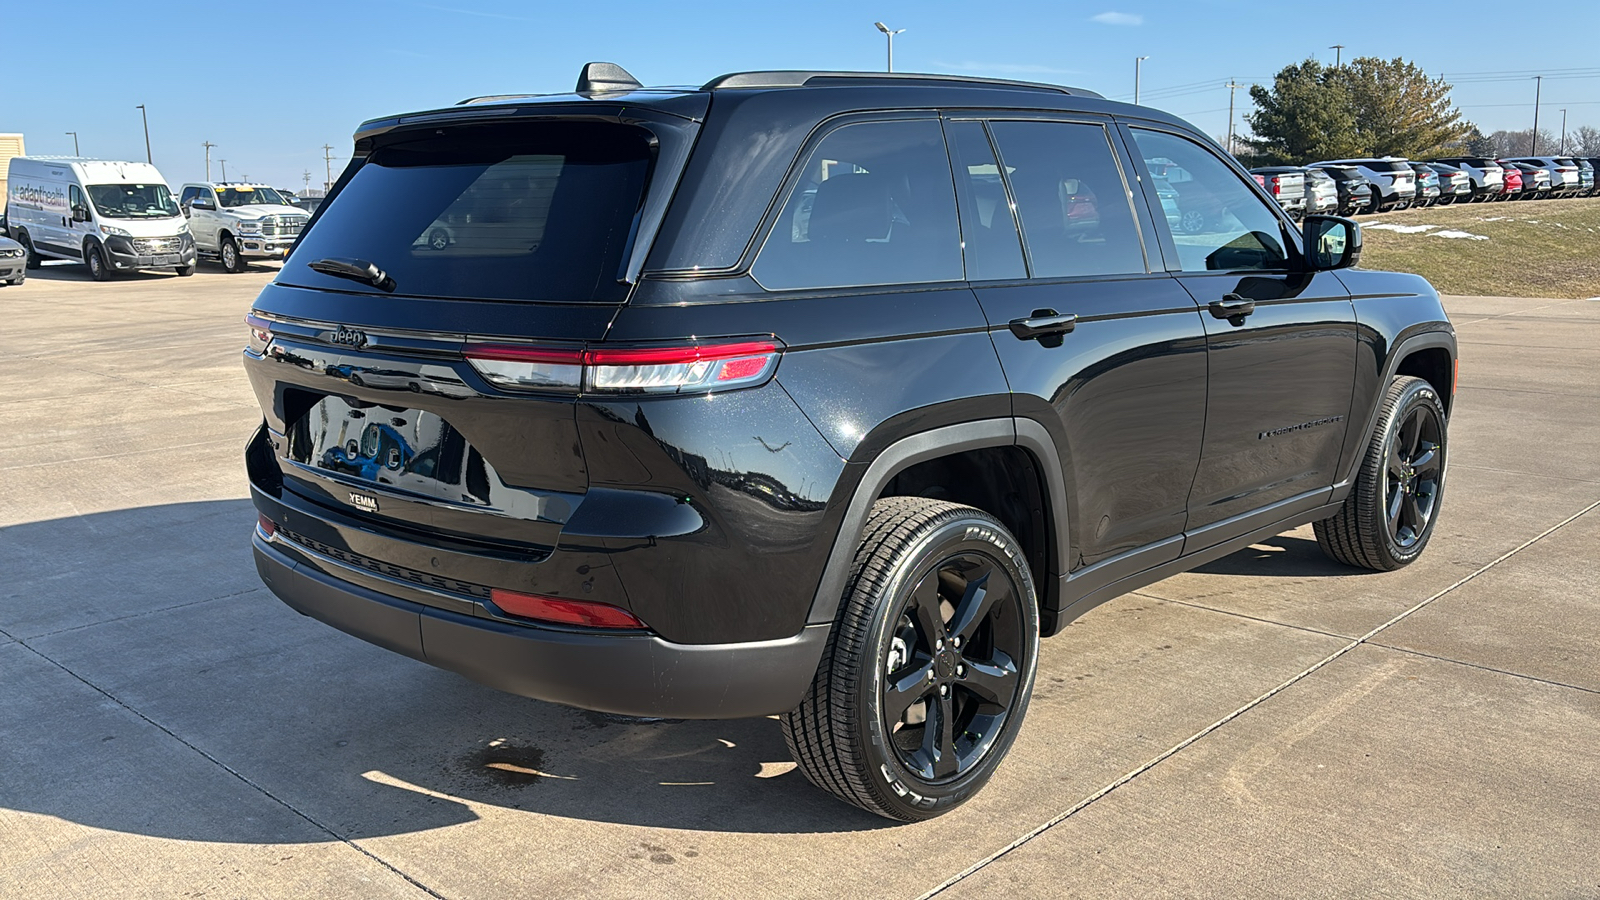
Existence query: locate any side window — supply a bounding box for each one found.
[1129,129,1290,272]
[69,185,84,211]
[944,120,1026,281]
[179,186,200,206]
[988,121,1147,279]
[753,119,962,291]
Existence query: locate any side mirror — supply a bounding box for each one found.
[181,204,191,218]
[1303,215,1361,271]
[192,198,215,211]
[71,206,91,223]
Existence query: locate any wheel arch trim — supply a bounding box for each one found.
[805,417,1071,625]
[1334,329,1456,496]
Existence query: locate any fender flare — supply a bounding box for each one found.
[804,417,1072,625]
[1333,329,1456,494]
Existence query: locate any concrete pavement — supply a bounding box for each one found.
[1,265,1596,898]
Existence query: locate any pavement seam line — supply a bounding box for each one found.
[0,438,240,471]
[1452,297,1589,325]
[19,588,263,640]
[1364,641,1600,696]
[9,639,450,900]
[1137,593,1355,641]
[917,497,1600,899]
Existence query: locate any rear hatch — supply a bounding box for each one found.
[249,109,700,554]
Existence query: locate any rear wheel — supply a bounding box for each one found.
[20,231,42,269]
[1315,376,1447,571]
[782,497,1040,821]
[85,242,112,281]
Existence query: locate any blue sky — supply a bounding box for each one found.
[8,0,1599,189]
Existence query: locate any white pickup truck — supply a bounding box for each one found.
[177,183,309,272]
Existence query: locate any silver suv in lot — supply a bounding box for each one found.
[1431,157,1505,202]
[1311,159,1416,212]
[1501,157,1582,198]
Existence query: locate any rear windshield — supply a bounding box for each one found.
[283,121,652,303]
[1362,161,1412,173]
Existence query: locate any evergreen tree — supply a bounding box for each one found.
[1241,60,1361,164]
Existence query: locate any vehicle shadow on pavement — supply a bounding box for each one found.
[0,501,890,842]
[1192,532,1370,578]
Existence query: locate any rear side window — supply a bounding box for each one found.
[284,121,652,303]
[944,120,1026,281]
[1130,129,1289,273]
[753,119,962,291]
[988,121,1146,279]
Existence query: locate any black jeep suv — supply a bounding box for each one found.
[244,63,1456,821]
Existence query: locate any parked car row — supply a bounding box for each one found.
[1248,155,1600,215]
[2,155,311,279]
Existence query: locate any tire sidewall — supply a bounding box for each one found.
[855,516,1040,820]
[85,241,108,280]
[1374,380,1448,566]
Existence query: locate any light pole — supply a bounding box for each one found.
[1531,75,1542,154]
[1329,44,1344,67]
[136,104,152,163]
[65,132,79,155]
[1226,81,1245,156]
[220,159,228,181]
[1559,109,1567,154]
[1135,56,1150,105]
[202,141,216,181]
[874,22,905,73]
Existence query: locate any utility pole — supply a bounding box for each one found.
[1531,75,1542,154]
[202,141,216,181]
[220,159,228,181]
[1134,56,1150,105]
[65,132,79,155]
[1226,80,1245,157]
[1559,109,1567,154]
[322,144,335,191]
[136,104,152,163]
[303,170,312,195]
[1329,44,1344,67]
[874,22,905,73]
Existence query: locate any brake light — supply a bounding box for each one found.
[246,313,273,355]
[464,339,782,395]
[257,514,276,537]
[1268,175,1282,195]
[489,589,646,629]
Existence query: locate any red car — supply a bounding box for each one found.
[1499,163,1523,201]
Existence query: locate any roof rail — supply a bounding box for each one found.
[456,93,549,106]
[700,70,1103,99]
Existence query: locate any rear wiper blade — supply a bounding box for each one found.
[308,257,397,292]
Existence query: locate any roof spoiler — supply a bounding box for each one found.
[576,62,643,94]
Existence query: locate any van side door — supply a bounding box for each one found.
[66,185,92,255]
[1122,125,1357,544]
[951,115,1209,582]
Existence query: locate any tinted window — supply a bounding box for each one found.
[283,121,651,303]
[944,120,1025,281]
[179,186,200,206]
[1130,129,1289,273]
[988,121,1146,279]
[753,119,962,291]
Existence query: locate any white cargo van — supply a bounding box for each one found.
[5,157,196,280]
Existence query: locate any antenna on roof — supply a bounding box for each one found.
[576,62,642,94]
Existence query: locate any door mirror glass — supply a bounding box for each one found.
[1303,215,1361,270]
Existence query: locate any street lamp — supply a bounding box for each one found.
[1329,44,1345,67]
[874,22,906,73]
[1531,75,1542,155]
[136,104,152,164]
[1134,56,1150,105]
[1560,108,1567,154]
[65,132,79,156]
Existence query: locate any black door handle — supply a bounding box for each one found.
[1009,310,1078,341]
[1208,293,1256,323]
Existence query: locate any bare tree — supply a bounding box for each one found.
[1572,125,1600,156]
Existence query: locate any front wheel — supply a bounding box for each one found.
[782,497,1040,821]
[175,264,196,277]
[85,242,113,281]
[1315,376,1447,571]
[221,237,247,273]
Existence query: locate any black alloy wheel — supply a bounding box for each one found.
[1382,400,1444,551]
[783,497,1039,821]
[1315,375,1448,570]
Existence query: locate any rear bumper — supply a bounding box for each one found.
[252,532,829,718]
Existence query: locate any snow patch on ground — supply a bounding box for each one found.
[1365,223,1440,234]
[1430,230,1489,240]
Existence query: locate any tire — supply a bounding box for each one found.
[427,228,450,251]
[782,497,1040,821]
[175,264,196,277]
[19,231,42,269]
[221,236,247,273]
[5,276,21,286]
[1314,376,1447,571]
[1179,209,1207,235]
[85,242,113,281]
